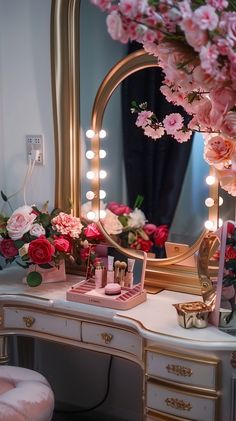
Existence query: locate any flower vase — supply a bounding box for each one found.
[23,260,66,286]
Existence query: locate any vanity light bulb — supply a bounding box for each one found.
[86,129,95,139]
[206,175,216,185]
[205,197,214,207]
[219,218,223,227]
[86,191,95,200]
[87,211,96,220]
[99,129,107,139]
[86,150,95,159]
[99,190,106,199]
[219,196,223,206]
[99,149,107,159]
[86,171,95,180]
[99,170,107,179]
[99,210,106,219]
[204,220,214,230]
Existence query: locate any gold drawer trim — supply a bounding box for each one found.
[166,364,192,377]
[165,397,192,411]
[101,332,113,344]
[23,316,35,328]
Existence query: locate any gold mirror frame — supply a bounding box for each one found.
[50,1,218,294]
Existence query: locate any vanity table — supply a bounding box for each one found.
[0,267,235,421]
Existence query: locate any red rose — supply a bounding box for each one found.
[0,239,18,258]
[28,238,55,264]
[153,225,168,247]
[225,245,236,260]
[107,201,132,216]
[130,238,153,252]
[227,222,235,235]
[84,223,104,240]
[54,236,71,253]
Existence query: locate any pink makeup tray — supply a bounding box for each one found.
[66,250,147,310]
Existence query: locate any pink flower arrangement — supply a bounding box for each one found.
[0,203,92,286]
[91,0,236,196]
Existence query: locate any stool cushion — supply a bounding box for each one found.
[0,366,54,421]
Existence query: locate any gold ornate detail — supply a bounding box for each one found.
[166,364,193,377]
[231,351,236,368]
[23,316,35,328]
[165,397,192,411]
[101,332,113,344]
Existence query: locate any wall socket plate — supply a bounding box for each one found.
[26,134,45,165]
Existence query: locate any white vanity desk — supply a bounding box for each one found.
[0,267,235,421]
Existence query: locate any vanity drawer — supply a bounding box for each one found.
[146,350,219,391]
[4,307,81,341]
[146,381,218,421]
[81,322,142,357]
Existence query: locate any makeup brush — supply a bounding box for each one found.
[114,260,121,283]
[119,261,127,287]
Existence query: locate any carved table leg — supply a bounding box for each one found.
[0,335,9,364]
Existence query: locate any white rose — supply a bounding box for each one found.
[30,223,46,237]
[102,209,123,235]
[128,208,146,229]
[7,206,37,240]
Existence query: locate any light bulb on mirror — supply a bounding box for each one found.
[99,149,107,158]
[86,129,95,139]
[206,175,216,185]
[86,150,95,159]
[99,190,106,199]
[99,170,107,179]
[86,191,95,200]
[219,218,223,227]
[219,196,223,206]
[87,211,96,220]
[99,129,107,139]
[205,197,215,208]
[99,210,106,219]
[204,220,214,230]
[86,171,95,180]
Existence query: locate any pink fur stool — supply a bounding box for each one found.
[0,365,54,421]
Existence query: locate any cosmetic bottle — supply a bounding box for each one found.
[125,258,135,288]
[106,255,114,284]
[95,261,103,288]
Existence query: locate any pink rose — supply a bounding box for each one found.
[221,112,236,138]
[28,237,55,264]
[52,212,83,238]
[0,239,18,258]
[204,136,234,166]
[153,225,169,247]
[143,223,157,236]
[30,223,45,238]
[6,205,37,240]
[107,201,132,216]
[53,236,71,253]
[84,223,104,241]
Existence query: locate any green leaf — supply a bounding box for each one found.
[26,271,42,287]
[14,240,25,249]
[38,213,51,227]
[118,215,129,227]
[0,191,8,202]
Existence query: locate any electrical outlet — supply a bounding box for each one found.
[26,135,45,165]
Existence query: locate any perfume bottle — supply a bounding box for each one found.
[94,260,103,288]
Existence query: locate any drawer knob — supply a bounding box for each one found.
[166,364,193,377]
[165,397,192,411]
[23,316,35,328]
[101,333,113,344]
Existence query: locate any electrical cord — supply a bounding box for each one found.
[54,355,113,415]
[1,148,39,212]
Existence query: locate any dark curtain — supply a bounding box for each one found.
[122,43,193,230]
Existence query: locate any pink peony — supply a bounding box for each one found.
[135,110,153,128]
[144,125,165,139]
[193,5,219,31]
[6,205,36,240]
[52,212,83,238]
